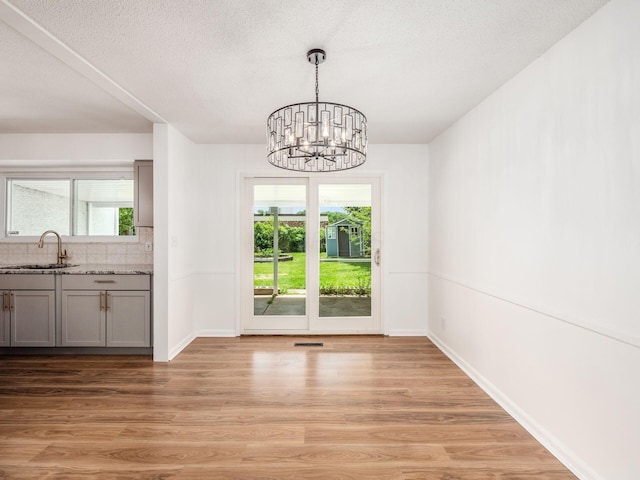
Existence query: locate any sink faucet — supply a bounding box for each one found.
[38,230,68,265]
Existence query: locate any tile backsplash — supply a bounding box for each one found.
[0,227,153,265]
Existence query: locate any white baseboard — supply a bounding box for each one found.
[196,329,237,337]
[427,330,603,480]
[387,329,428,336]
[167,330,238,360]
[167,331,198,361]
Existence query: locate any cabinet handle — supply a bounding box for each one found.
[99,292,104,311]
[9,292,14,311]
[94,280,116,284]
[2,292,7,311]
[106,293,110,311]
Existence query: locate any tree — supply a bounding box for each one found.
[325,211,350,224]
[119,207,135,236]
[319,227,326,252]
[344,207,371,257]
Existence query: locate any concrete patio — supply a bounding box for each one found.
[254,295,371,317]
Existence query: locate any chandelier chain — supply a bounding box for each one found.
[315,59,319,104]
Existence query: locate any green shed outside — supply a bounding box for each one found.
[325,218,364,258]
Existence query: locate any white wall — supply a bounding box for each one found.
[153,124,200,361]
[372,145,430,336]
[152,125,169,361]
[186,143,428,337]
[428,0,640,478]
[0,133,152,164]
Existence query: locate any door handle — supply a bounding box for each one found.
[374,248,381,266]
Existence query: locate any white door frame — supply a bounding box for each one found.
[239,173,383,335]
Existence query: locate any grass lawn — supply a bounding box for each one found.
[254,252,371,292]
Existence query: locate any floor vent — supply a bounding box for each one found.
[294,342,324,347]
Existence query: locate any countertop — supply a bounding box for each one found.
[0,264,153,275]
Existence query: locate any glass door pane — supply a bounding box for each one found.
[253,184,306,317]
[318,184,372,317]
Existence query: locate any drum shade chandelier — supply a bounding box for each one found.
[267,49,367,172]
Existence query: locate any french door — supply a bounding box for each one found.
[242,176,381,334]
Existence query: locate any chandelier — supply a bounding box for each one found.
[267,49,367,172]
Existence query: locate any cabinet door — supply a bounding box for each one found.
[61,291,106,347]
[134,160,153,227]
[106,291,150,347]
[11,290,56,347]
[0,292,9,346]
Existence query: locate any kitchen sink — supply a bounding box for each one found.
[0,264,78,270]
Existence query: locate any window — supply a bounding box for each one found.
[327,226,337,239]
[6,177,135,238]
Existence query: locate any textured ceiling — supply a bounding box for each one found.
[0,0,609,144]
[0,20,152,134]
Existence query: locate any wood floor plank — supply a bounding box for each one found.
[0,336,577,479]
[0,442,48,464]
[170,410,350,426]
[305,424,498,445]
[118,424,305,443]
[30,442,246,466]
[175,466,406,480]
[0,466,184,480]
[0,425,124,442]
[240,444,449,465]
[444,443,563,464]
[402,467,577,480]
[344,410,517,425]
[0,410,177,425]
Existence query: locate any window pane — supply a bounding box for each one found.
[74,179,134,236]
[7,179,71,236]
[253,184,306,316]
[319,184,372,317]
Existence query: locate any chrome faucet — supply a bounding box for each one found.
[38,230,68,265]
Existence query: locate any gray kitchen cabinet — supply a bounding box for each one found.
[0,276,56,347]
[134,160,153,227]
[0,294,8,346]
[61,275,151,347]
[106,291,151,347]
[61,290,105,346]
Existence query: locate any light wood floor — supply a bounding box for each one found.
[0,336,576,479]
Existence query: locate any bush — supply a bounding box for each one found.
[254,221,273,252]
[287,226,305,252]
[254,220,306,253]
[255,248,282,258]
[320,274,371,297]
